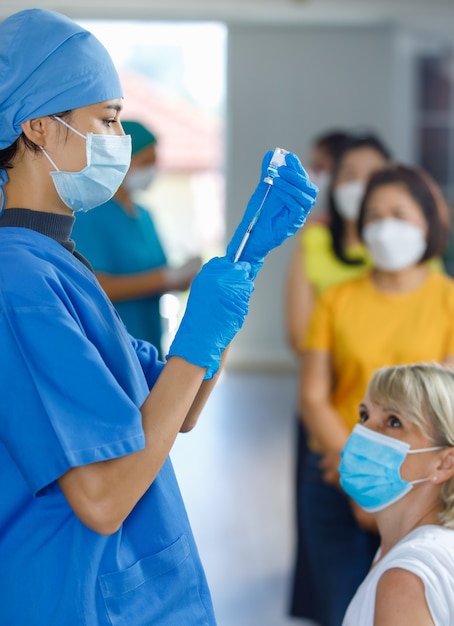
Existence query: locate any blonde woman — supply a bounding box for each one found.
[341,363,454,625]
[300,164,453,626]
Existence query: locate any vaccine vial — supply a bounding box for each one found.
[264,147,289,184]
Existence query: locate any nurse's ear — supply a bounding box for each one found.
[20,116,54,148]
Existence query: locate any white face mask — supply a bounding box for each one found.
[310,170,331,216]
[123,164,157,193]
[363,218,427,272]
[333,180,366,221]
[40,117,131,212]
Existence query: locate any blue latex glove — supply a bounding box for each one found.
[226,150,318,275]
[166,256,254,379]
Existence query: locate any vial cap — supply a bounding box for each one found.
[264,147,289,184]
[270,147,289,168]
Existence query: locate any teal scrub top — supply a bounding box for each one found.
[0,227,216,625]
[72,198,168,357]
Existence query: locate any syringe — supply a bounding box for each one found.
[233,147,289,263]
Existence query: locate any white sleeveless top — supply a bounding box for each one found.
[342,525,454,625]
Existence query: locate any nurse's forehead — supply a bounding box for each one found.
[86,100,123,113]
[103,101,123,112]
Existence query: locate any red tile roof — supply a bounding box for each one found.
[119,71,223,173]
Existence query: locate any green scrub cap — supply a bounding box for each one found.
[121,121,157,156]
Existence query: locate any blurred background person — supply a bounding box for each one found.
[285,132,392,355]
[72,120,201,358]
[305,129,352,224]
[286,132,392,622]
[299,163,453,626]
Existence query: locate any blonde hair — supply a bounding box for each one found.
[368,362,454,528]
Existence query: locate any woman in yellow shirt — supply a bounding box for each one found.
[300,164,453,626]
[286,133,391,621]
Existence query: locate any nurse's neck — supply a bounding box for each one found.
[4,152,72,216]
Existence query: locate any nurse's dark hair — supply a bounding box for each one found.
[0,110,72,170]
[357,163,449,262]
[328,132,392,265]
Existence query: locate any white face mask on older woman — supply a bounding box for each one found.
[363,218,427,272]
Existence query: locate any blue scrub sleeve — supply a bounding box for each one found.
[129,334,165,388]
[1,304,146,497]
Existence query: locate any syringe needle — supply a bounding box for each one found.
[233,186,271,263]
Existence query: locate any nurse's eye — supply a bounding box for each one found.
[103,119,116,128]
[387,414,402,428]
[359,409,369,423]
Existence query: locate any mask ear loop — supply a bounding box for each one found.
[39,146,61,172]
[52,116,87,140]
[407,446,445,454]
[407,445,447,486]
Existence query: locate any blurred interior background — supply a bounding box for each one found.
[4,2,454,624]
[4,0,454,370]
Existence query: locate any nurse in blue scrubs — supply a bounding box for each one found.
[72,121,201,358]
[0,9,318,626]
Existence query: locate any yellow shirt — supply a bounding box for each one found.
[301,223,372,297]
[301,222,443,297]
[303,271,454,433]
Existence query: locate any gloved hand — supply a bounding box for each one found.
[166,256,254,379]
[226,151,318,276]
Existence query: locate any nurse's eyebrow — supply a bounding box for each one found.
[104,103,122,112]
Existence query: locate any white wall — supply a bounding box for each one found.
[224,23,410,370]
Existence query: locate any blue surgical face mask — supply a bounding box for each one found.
[339,424,444,512]
[40,116,131,212]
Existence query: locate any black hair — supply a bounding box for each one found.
[0,110,73,171]
[357,164,449,262]
[313,130,352,163]
[328,133,392,265]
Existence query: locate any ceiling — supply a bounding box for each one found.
[1,0,454,31]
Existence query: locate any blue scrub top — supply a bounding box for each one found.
[72,198,168,356]
[0,228,216,625]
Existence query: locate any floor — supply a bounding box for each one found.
[170,369,317,626]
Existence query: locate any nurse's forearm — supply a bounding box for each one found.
[179,348,229,433]
[58,356,206,536]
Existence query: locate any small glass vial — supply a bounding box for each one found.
[264,147,289,184]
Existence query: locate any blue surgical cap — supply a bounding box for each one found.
[0,8,123,150]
